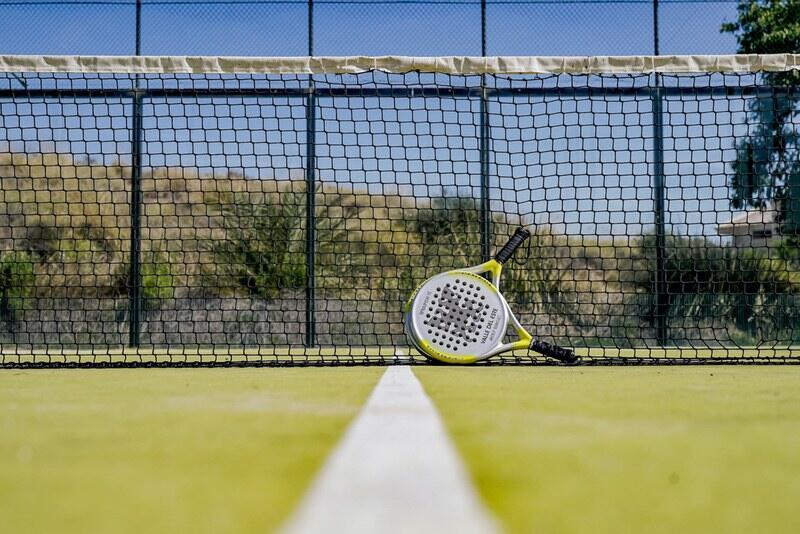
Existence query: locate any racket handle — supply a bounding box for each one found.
[530,339,578,364]
[494,227,531,264]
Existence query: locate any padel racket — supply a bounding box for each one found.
[404,227,577,364]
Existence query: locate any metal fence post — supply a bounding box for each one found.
[129,91,144,347]
[128,0,144,347]
[305,0,317,347]
[135,0,142,55]
[652,0,668,345]
[479,0,491,262]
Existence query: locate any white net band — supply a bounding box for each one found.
[1,53,800,75]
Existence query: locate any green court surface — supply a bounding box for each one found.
[3,365,800,534]
[0,367,382,534]
[415,367,800,534]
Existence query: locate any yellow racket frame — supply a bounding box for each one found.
[404,257,533,364]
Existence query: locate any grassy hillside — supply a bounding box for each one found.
[1,151,799,349]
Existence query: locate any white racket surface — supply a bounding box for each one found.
[404,227,578,364]
[406,271,509,360]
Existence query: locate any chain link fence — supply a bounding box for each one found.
[0,1,740,57]
[5,2,800,365]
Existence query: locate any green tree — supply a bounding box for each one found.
[415,195,483,265]
[112,251,177,312]
[633,233,800,341]
[721,1,800,227]
[211,192,306,300]
[0,250,35,324]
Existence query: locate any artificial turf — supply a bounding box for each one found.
[0,367,382,534]
[4,365,799,534]
[415,366,800,534]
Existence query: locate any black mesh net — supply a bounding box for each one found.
[1,64,799,365]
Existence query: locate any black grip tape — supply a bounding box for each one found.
[494,227,531,264]
[530,339,578,364]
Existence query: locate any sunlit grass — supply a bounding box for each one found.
[416,366,800,534]
[0,367,382,534]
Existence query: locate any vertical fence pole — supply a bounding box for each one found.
[135,0,142,55]
[128,0,144,347]
[652,0,668,345]
[479,0,491,261]
[129,92,144,347]
[305,0,317,347]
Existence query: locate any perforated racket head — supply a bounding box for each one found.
[406,270,509,364]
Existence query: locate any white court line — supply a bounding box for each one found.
[280,365,499,534]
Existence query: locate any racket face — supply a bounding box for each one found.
[406,270,508,363]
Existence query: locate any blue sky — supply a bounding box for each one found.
[0,0,739,56]
[0,1,752,239]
